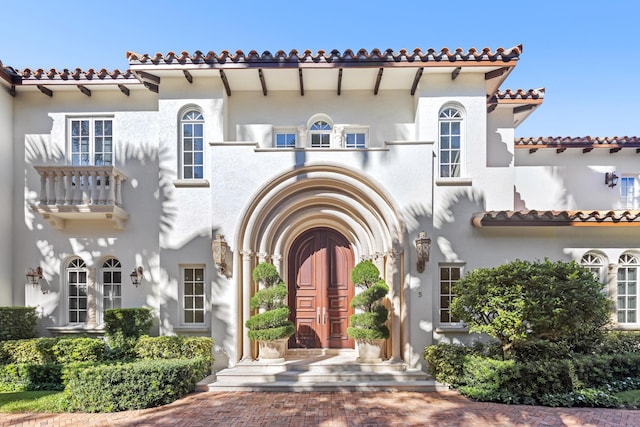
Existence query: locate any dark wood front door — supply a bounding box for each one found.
[288,228,354,349]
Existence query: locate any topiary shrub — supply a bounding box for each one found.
[0,307,38,341]
[347,260,390,340]
[245,263,295,341]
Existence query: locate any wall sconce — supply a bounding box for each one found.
[415,231,431,273]
[212,234,228,274]
[26,267,43,285]
[130,266,144,287]
[605,172,619,188]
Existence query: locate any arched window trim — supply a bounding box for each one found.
[580,251,607,284]
[438,105,465,178]
[307,114,333,148]
[179,107,205,180]
[66,257,88,325]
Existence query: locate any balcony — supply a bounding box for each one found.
[30,166,129,230]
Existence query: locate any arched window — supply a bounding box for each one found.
[438,107,463,178]
[617,253,639,324]
[67,258,88,324]
[180,110,204,179]
[309,120,332,148]
[101,258,122,312]
[581,252,605,283]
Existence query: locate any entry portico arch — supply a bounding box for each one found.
[235,164,406,361]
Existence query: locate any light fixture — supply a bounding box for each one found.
[415,231,431,273]
[130,266,144,287]
[605,172,619,188]
[212,234,228,274]
[26,267,43,285]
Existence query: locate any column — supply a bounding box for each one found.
[86,267,97,327]
[241,249,253,360]
[386,246,403,362]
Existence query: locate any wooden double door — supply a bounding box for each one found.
[288,228,354,349]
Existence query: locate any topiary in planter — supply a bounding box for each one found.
[245,263,295,342]
[347,260,390,340]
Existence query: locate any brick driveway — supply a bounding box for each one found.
[2,390,639,426]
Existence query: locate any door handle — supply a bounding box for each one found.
[322,307,327,325]
[317,307,321,324]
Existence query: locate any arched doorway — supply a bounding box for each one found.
[288,227,354,349]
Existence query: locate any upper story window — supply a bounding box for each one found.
[275,129,297,148]
[438,107,463,178]
[310,121,332,148]
[180,110,204,179]
[617,253,639,324]
[581,252,606,284]
[69,118,113,166]
[620,176,639,210]
[345,130,367,148]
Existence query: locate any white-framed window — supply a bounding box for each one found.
[180,110,204,179]
[69,118,113,166]
[617,253,639,324]
[581,252,606,284]
[67,258,88,324]
[309,120,332,148]
[182,266,206,324]
[345,130,367,148]
[439,264,463,325]
[438,107,463,178]
[620,176,639,210]
[274,129,297,148]
[101,258,122,313]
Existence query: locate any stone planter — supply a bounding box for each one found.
[258,338,288,362]
[355,338,386,363]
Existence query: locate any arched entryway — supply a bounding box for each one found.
[288,227,354,349]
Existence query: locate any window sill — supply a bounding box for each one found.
[435,178,473,187]
[173,179,210,188]
[435,326,468,334]
[47,325,106,336]
[174,326,209,334]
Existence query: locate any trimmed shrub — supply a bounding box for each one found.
[104,308,153,339]
[593,331,640,354]
[104,308,153,359]
[423,343,471,385]
[135,336,213,371]
[0,363,64,392]
[0,337,106,365]
[0,307,38,341]
[63,358,207,412]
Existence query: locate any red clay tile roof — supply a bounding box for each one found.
[515,136,640,152]
[494,88,545,101]
[15,68,137,82]
[126,46,523,66]
[472,210,640,227]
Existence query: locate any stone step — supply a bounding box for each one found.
[197,350,446,392]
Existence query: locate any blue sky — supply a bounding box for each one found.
[1,0,638,138]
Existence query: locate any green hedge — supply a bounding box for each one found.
[0,307,38,341]
[0,362,64,392]
[63,358,207,412]
[135,336,213,371]
[0,338,107,364]
[104,308,153,339]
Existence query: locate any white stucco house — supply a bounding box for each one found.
[1,45,638,371]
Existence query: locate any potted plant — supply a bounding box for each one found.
[245,262,295,361]
[347,260,390,363]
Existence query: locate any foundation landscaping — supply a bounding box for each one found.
[0,307,212,413]
[424,259,640,408]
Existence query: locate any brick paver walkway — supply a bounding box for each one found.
[2,390,639,426]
